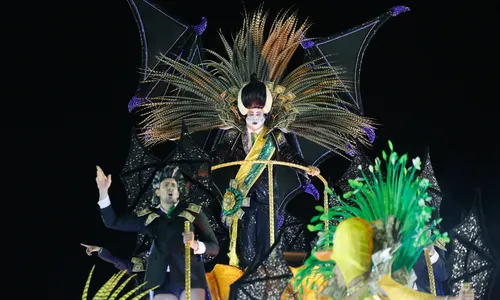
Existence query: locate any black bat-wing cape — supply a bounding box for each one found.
[296,5,410,167]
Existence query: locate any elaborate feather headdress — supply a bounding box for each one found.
[139,5,373,155]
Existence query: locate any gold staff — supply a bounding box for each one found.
[423,248,436,295]
[184,221,191,300]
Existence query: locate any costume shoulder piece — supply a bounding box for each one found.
[136,207,153,217]
[139,5,373,156]
[176,202,202,223]
[144,212,160,226]
[135,207,161,226]
[178,210,196,223]
[131,257,145,272]
[186,203,201,214]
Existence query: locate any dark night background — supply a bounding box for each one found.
[12,0,496,298]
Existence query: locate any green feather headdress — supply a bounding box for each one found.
[138,5,373,156]
[293,141,450,296]
[81,266,157,300]
[335,140,449,271]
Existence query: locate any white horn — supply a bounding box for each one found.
[237,88,248,115]
[263,85,273,114]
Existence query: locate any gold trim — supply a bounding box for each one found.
[186,203,201,214]
[179,211,195,222]
[144,213,160,226]
[136,208,151,217]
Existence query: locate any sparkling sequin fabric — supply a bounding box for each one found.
[230,236,293,300]
[210,129,309,265]
[418,148,443,216]
[449,195,495,299]
[121,129,159,213]
[280,213,307,252]
[120,129,160,250]
[335,149,373,194]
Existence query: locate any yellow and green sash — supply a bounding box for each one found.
[227,127,280,266]
[236,127,278,197]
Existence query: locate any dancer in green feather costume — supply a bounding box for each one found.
[293,141,473,300]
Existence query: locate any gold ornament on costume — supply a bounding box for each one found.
[221,179,250,227]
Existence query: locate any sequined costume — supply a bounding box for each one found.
[211,128,308,268]
[293,141,454,299]
[137,5,373,270]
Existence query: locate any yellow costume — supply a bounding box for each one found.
[331,218,373,286]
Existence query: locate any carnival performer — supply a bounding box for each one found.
[293,141,474,300]
[96,165,219,300]
[209,74,319,268]
[138,5,373,269]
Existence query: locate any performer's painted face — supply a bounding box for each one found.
[156,178,180,204]
[245,108,266,131]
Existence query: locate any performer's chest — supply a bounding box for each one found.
[150,214,193,245]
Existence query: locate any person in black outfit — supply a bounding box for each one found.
[210,76,319,268]
[413,240,450,295]
[95,165,219,300]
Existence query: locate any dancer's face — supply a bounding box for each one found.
[156,178,180,205]
[245,108,265,131]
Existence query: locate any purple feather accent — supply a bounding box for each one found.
[345,143,359,157]
[192,17,207,35]
[300,35,315,49]
[144,127,152,141]
[362,125,376,143]
[389,6,410,16]
[303,182,320,200]
[128,96,143,113]
[278,214,285,229]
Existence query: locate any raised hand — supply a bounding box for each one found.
[96,165,112,191]
[81,243,101,256]
[307,166,320,176]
